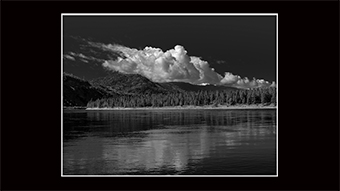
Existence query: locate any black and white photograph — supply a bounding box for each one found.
[62,13,277,176]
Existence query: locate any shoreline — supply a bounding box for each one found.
[85,105,276,111]
[63,106,87,109]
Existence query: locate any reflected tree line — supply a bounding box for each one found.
[86,87,277,108]
[84,110,276,136]
[64,110,276,142]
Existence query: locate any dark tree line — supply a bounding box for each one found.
[87,87,276,108]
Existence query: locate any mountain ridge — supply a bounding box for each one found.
[63,71,242,107]
[90,71,184,95]
[63,72,115,107]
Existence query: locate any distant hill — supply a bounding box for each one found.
[64,71,185,107]
[167,81,238,92]
[63,72,115,107]
[63,71,241,107]
[90,71,183,95]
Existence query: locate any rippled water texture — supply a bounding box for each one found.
[63,109,276,175]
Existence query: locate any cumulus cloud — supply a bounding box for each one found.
[88,42,275,89]
[100,44,223,84]
[220,72,274,89]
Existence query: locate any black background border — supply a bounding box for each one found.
[1,0,339,190]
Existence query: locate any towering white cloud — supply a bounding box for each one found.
[101,44,223,85]
[89,42,275,89]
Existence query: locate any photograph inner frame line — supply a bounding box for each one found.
[61,13,278,177]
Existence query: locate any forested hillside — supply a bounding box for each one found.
[63,72,113,107]
[90,71,183,95]
[63,72,276,108]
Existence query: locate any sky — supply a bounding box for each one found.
[63,15,276,87]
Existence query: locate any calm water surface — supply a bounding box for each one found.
[63,109,276,175]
